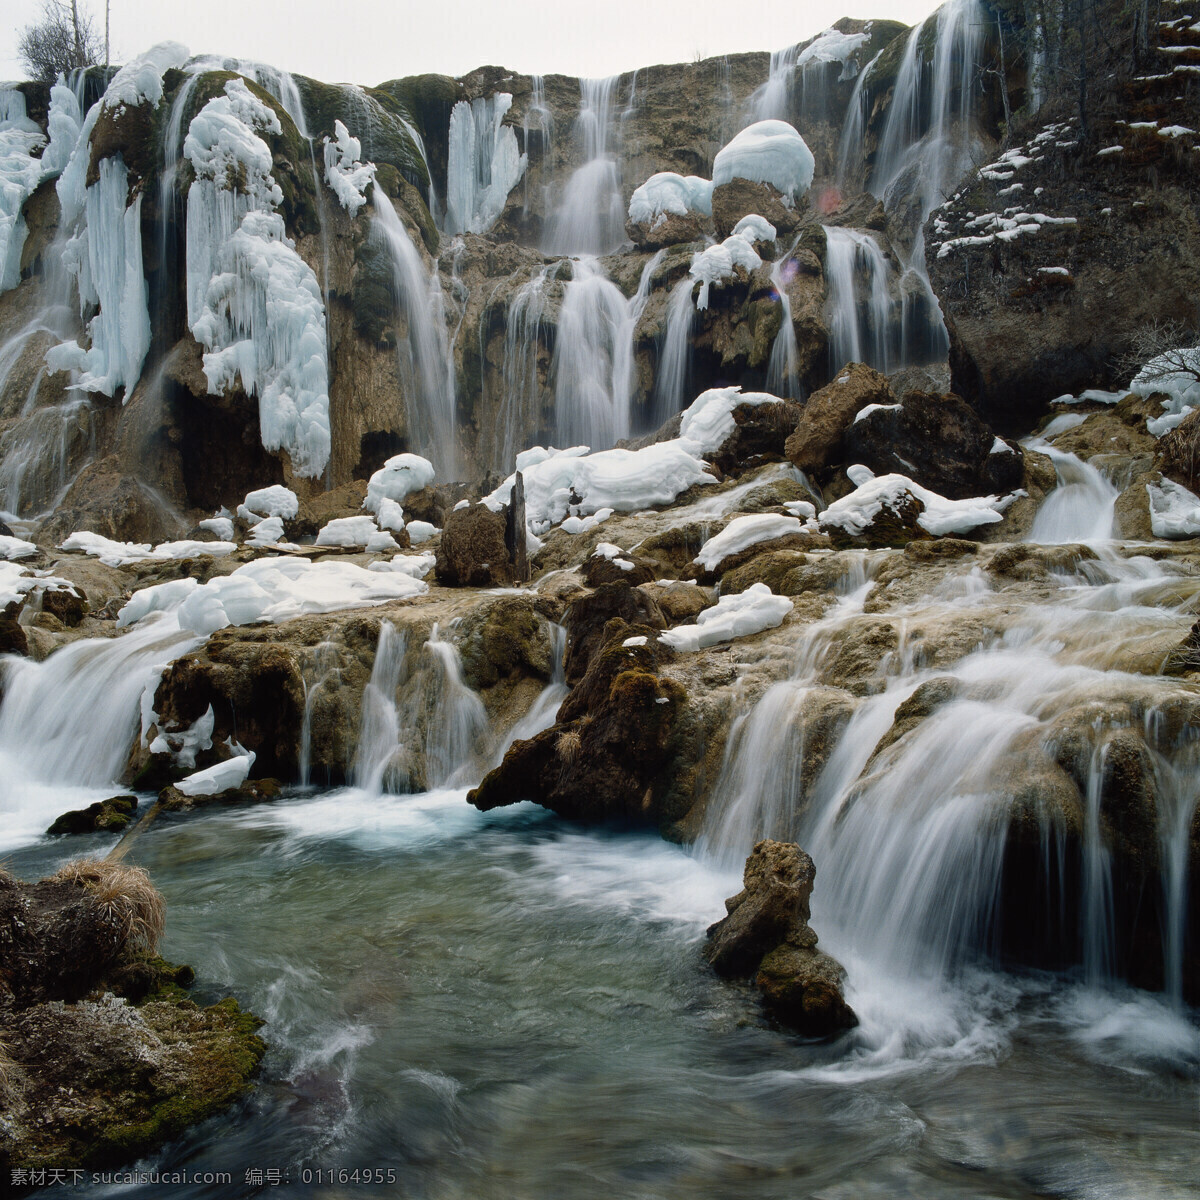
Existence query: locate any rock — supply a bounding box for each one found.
[0,599,27,657]
[707,399,805,476]
[785,362,894,479]
[844,390,1024,499]
[704,839,856,1037]
[562,581,666,684]
[455,596,555,689]
[711,179,802,240]
[47,795,138,835]
[581,552,657,587]
[39,584,87,627]
[1162,617,1200,676]
[158,778,282,812]
[626,210,708,250]
[435,502,514,587]
[1114,470,1158,540]
[820,487,930,550]
[640,580,715,624]
[469,630,685,826]
[404,483,474,528]
[718,549,811,596]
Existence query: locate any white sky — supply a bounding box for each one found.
[3,0,939,86]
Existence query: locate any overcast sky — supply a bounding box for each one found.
[3,0,940,86]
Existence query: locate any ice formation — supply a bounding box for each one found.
[185,77,331,476]
[117,556,428,636]
[627,172,714,227]
[323,120,377,215]
[796,28,871,76]
[174,743,256,796]
[0,89,46,293]
[689,234,762,310]
[677,387,781,456]
[694,514,805,571]
[445,94,527,235]
[1147,477,1200,538]
[712,121,815,199]
[731,214,777,244]
[241,485,300,520]
[1131,348,1200,436]
[660,583,793,651]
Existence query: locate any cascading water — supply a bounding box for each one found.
[1026,445,1118,544]
[496,261,558,473]
[766,252,802,401]
[543,76,624,257]
[651,276,695,429]
[522,74,553,218]
[552,251,661,449]
[823,226,895,374]
[445,94,526,235]
[372,193,458,477]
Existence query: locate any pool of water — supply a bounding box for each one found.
[11,787,1200,1200]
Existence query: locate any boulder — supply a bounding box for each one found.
[562,582,665,684]
[711,179,802,240]
[47,795,137,835]
[0,598,27,657]
[626,210,708,250]
[707,399,805,476]
[704,839,857,1037]
[435,502,514,587]
[581,551,657,587]
[844,391,1024,499]
[157,778,282,812]
[785,363,894,479]
[40,584,87,627]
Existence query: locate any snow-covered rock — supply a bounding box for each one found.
[364,454,436,513]
[694,514,805,571]
[627,172,714,226]
[660,582,792,651]
[712,120,815,199]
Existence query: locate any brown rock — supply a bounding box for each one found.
[785,363,894,479]
[562,582,665,683]
[626,210,708,250]
[711,179,802,240]
[435,502,514,587]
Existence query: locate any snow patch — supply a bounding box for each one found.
[694,514,804,571]
[660,582,792,652]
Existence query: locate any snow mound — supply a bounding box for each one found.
[365,454,436,513]
[242,485,299,520]
[627,172,714,226]
[819,468,1013,537]
[660,582,792,651]
[731,213,777,244]
[315,515,379,547]
[712,120,815,199]
[1147,477,1200,538]
[175,743,256,796]
[678,386,782,455]
[0,533,37,560]
[117,555,428,635]
[694,514,805,571]
[61,531,237,567]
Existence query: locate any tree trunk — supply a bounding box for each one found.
[71,0,84,69]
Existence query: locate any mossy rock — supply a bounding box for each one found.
[47,795,138,836]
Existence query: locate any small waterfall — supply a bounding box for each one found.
[1027,447,1118,544]
[0,395,94,518]
[551,254,654,450]
[750,44,800,122]
[372,194,458,477]
[823,226,895,375]
[1080,742,1116,985]
[543,76,624,257]
[0,616,200,850]
[766,253,802,401]
[491,623,568,767]
[522,75,553,218]
[497,261,558,473]
[353,622,488,794]
[651,276,695,429]
[835,50,881,188]
[298,639,343,788]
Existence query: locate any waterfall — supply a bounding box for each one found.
[0,616,200,851]
[765,251,802,401]
[750,44,800,123]
[543,76,625,257]
[497,261,558,474]
[352,622,488,794]
[552,252,660,450]
[697,544,1198,1006]
[1027,447,1118,544]
[0,396,94,518]
[372,194,458,477]
[867,0,986,363]
[651,277,695,429]
[823,226,895,375]
[835,50,881,188]
[522,74,553,218]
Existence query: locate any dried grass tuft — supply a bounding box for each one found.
[555,728,582,765]
[52,858,165,956]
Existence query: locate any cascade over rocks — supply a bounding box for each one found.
[705,840,857,1037]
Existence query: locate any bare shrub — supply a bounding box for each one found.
[52,858,166,956]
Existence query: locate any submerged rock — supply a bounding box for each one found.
[705,840,857,1037]
[47,794,138,835]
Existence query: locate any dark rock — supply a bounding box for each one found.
[1163,617,1200,676]
[0,598,27,657]
[1156,407,1200,494]
[581,551,657,588]
[158,778,282,812]
[711,179,802,240]
[844,390,1023,499]
[47,795,137,836]
[708,399,805,475]
[705,839,857,1037]
[40,584,87,627]
[626,210,708,250]
[785,362,894,479]
[436,502,514,587]
[562,582,665,683]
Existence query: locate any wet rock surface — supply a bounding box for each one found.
[705,840,857,1037]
